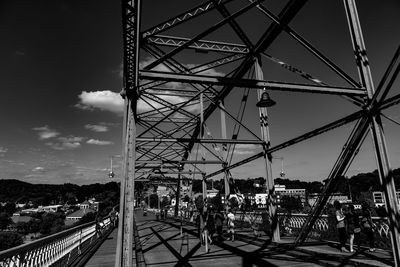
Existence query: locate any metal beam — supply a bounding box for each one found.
[251,0,362,89]
[136,171,205,175]
[137,137,264,144]
[139,70,367,96]
[116,0,141,266]
[142,0,234,38]
[144,0,263,70]
[344,0,400,264]
[136,160,223,164]
[295,114,371,245]
[147,35,249,54]
[380,93,400,111]
[183,0,308,167]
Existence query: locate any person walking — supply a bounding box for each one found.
[344,205,356,252]
[214,209,224,243]
[361,202,375,252]
[227,209,235,241]
[201,206,210,246]
[334,200,348,252]
[206,207,215,244]
[350,205,362,251]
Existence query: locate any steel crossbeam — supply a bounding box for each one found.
[137,137,264,144]
[147,35,249,54]
[142,0,234,38]
[139,70,367,96]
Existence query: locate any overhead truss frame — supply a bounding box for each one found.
[117,0,400,265]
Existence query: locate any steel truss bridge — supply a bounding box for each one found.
[1,0,400,266]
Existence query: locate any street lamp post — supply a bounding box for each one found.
[273,157,285,178]
[108,155,122,179]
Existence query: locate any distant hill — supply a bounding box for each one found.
[1,167,399,204]
[0,179,120,206]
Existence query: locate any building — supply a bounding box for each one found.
[308,193,351,207]
[78,201,90,210]
[65,208,96,226]
[19,208,40,215]
[372,191,400,208]
[254,193,268,207]
[38,205,63,213]
[206,188,219,198]
[274,184,306,206]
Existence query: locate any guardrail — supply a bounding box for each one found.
[0,217,112,267]
[150,208,392,249]
[235,212,392,249]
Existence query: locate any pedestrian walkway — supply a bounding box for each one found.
[85,227,117,267]
[87,211,394,266]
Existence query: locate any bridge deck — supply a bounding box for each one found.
[86,211,394,266]
[85,227,118,267]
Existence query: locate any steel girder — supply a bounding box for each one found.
[139,70,367,96]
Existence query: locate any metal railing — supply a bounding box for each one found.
[0,217,112,267]
[235,212,392,249]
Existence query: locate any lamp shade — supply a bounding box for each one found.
[256,91,276,107]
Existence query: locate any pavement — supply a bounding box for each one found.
[132,211,395,267]
[86,211,395,267]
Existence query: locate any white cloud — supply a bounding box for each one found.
[58,136,84,143]
[77,58,224,116]
[233,144,260,155]
[32,166,45,172]
[0,147,8,154]
[86,139,113,146]
[85,124,109,132]
[32,125,60,140]
[46,141,81,150]
[75,90,124,114]
[45,135,84,150]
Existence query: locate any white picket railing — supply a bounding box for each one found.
[0,217,111,267]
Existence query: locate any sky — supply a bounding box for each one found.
[0,0,399,185]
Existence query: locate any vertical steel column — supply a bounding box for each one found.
[116,0,141,266]
[254,57,280,242]
[219,100,230,209]
[344,1,400,265]
[116,100,137,267]
[115,99,129,267]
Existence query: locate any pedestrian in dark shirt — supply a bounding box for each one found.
[214,209,224,243]
[350,205,361,251]
[334,200,348,252]
[207,208,215,244]
[361,202,375,252]
[344,205,355,252]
